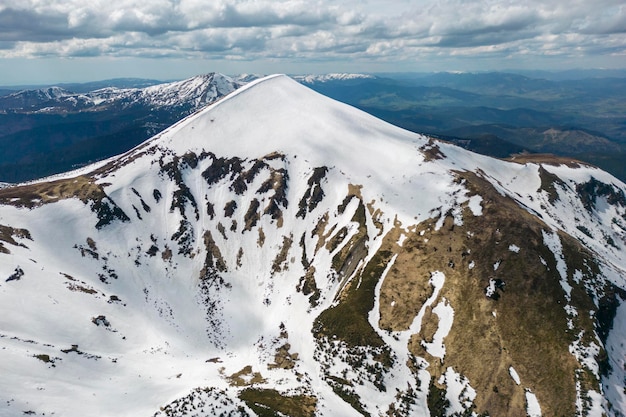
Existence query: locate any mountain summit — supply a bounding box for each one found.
[0,75,625,416]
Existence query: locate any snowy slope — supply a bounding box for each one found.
[0,75,625,417]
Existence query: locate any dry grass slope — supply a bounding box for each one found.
[377,171,602,416]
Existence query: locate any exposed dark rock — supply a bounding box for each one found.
[91,315,110,327]
[224,200,237,217]
[576,177,626,212]
[243,199,261,232]
[5,266,24,282]
[202,155,243,186]
[92,197,130,229]
[297,167,328,218]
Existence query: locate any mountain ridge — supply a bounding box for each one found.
[0,75,625,416]
[0,73,244,183]
[0,72,243,113]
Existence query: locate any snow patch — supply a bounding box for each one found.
[467,195,483,216]
[405,271,446,336]
[509,366,521,385]
[438,367,477,416]
[421,298,454,360]
[569,332,601,378]
[525,390,542,417]
[485,279,496,298]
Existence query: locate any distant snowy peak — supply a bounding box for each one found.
[1,86,73,109]
[85,72,243,109]
[11,86,72,99]
[31,86,73,100]
[138,73,243,108]
[294,73,376,84]
[232,73,264,83]
[0,72,376,114]
[0,73,244,113]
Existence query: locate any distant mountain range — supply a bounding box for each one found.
[297,71,626,182]
[0,70,625,183]
[1,74,625,416]
[0,73,245,182]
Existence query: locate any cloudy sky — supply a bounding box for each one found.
[1,0,625,84]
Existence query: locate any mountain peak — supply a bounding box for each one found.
[150,74,426,168]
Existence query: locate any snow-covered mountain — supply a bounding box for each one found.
[294,73,376,84]
[0,73,243,114]
[0,86,75,110]
[0,74,625,417]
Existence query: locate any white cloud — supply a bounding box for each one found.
[0,0,624,72]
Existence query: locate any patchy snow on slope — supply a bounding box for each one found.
[467,194,483,216]
[485,279,497,298]
[542,227,604,406]
[603,301,626,413]
[411,271,446,334]
[542,230,573,302]
[509,366,521,385]
[526,389,543,417]
[509,244,521,253]
[368,268,448,415]
[422,298,454,359]
[438,367,477,416]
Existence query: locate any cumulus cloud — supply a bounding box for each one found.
[0,0,624,68]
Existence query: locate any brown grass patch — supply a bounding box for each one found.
[66,283,98,295]
[268,343,299,370]
[201,231,227,274]
[257,227,266,247]
[161,246,172,261]
[506,153,587,168]
[223,365,266,387]
[0,224,31,254]
[298,265,320,307]
[239,388,317,417]
[420,138,446,161]
[0,175,105,208]
[271,235,293,273]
